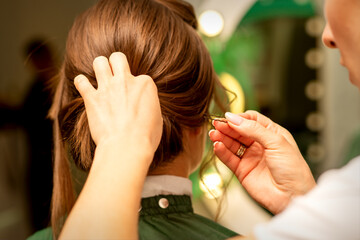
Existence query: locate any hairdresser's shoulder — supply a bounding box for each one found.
[27,227,53,240]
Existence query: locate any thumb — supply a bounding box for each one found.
[225,112,282,149]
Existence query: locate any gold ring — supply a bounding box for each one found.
[236,144,247,158]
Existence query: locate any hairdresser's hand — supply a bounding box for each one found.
[62,53,162,240]
[209,111,316,214]
[74,52,163,154]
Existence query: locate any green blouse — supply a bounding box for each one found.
[28,195,239,240]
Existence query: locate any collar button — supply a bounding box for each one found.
[158,198,169,209]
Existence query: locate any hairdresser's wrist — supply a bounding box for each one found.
[88,135,152,201]
[99,134,156,155]
[270,179,317,215]
[98,132,157,153]
[94,135,154,169]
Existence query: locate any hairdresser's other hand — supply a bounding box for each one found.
[74,52,163,154]
[62,53,162,240]
[209,111,316,214]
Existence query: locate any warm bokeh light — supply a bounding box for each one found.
[199,173,223,199]
[305,16,325,37]
[305,80,324,101]
[219,72,245,113]
[199,10,224,37]
[306,112,325,131]
[305,48,324,69]
[307,143,326,163]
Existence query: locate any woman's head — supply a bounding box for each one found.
[322,0,360,89]
[51,0,223,235]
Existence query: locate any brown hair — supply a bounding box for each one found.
[50,0,226,236]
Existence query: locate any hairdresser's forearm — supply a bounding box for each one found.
[60,137,153,240]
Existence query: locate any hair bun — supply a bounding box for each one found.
[155,0,198,29]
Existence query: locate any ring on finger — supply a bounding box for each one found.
[236,144,247,158]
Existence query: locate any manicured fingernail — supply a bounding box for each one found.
[208,129,215,137]
[225,112,244,125]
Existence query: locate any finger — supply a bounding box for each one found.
[134,75,156,93]
[74,74,96,100]
[109,52,131,78]
[212,120,254,146]
[209,129,244,154]
[240,110,274,128]
[225,112,283,149]
[241,110,292,138]
[93,56,113,88]
[241,110,298,149]
[213,141,241,175]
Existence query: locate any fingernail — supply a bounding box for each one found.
[208,129,215,137]
[225,112,244,125]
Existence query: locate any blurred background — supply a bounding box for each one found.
[1,0,359,239]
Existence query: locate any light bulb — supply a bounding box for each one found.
[199,10,224,37]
